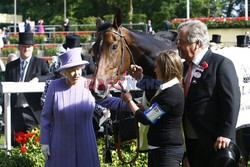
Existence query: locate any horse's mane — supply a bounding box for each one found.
[97,21,176,45]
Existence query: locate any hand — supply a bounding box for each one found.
[121,90,133,103]
[102,108,111,119]
[41,144,50,160]
[128,65,143,80]
[213,136,231,151]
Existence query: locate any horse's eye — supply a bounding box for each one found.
[111,43,118,50]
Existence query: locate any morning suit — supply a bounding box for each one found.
[81,54,95,76]
[183,49,240,166]
[5,56,49,144]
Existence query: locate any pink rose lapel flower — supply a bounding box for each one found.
[201,61,208,69]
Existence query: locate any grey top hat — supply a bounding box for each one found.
[236,35,249,47]
[208,142,240,167]
[56,47,89,72]
[18,32,34,45]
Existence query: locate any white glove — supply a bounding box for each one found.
[99,108,111,126]
[41,144,50,161]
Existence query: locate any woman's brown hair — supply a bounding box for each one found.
[156,50,183,88]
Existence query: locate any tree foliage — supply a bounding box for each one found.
[0,0,249,31]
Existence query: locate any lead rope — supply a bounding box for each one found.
[115,100,140,165]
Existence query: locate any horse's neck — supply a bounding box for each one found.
[124,29,167,78]
[124,29,163,60]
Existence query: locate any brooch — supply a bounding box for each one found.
[193,62,208,79]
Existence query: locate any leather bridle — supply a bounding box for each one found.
[96,27,135,80]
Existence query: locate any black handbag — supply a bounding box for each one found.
[113,116,138,143]
[112,101,138,143]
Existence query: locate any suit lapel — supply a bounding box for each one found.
[14,59,21,82]
[198,49,212,67]
[187,50,212,96]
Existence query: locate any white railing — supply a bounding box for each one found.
[2,82,45,150]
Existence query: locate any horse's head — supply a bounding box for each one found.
[91,9,132,98]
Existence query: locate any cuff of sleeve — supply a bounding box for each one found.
[136,74,144,83]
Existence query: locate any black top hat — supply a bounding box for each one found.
[208,142,240,167]
[63,35,82,49]
[210,34,222,44]
[18,32,34,45]
[236,35,249,47]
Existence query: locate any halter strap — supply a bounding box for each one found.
[97,27,135,79]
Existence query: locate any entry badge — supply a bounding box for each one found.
[144,102,166,124]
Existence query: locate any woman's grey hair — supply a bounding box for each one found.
[177,20,210,49]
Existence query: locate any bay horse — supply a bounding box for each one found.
[91,9,177,99]
[91,9,178,164]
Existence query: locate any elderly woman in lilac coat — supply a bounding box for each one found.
[40,47,100,167]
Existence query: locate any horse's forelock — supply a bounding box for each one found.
[97,22,112,32]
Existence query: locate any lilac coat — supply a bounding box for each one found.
[40,78,100,167]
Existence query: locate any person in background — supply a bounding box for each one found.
[235,34,250,167]
[5,32,49,146]
[37,19,45,33]
[2,27,9,44]
[63,35,95,76]
[147,20,155,35]
[177,20,240,167]
[63,18,70,31]
[0,29,4,54]
[7,53,19,63]
[40,55,62,107]
[25,18,31,32]
[41,47,100,167]
[121,50,184,167]
[209,34,222,50]
[164,19,171,31]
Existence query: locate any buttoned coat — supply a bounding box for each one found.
[183,49,241,151]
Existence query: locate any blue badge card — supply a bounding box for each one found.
[144,102,166,124]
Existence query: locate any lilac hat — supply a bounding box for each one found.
[56,47,89,72]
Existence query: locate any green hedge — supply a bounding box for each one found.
[1,47,18,57]
[0,137,148,167]
[34,35,47,44]
[170,20,250,30]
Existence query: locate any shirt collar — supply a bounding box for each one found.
[192,48,208,66]
[160,77,179,90]
[20,56,31,64]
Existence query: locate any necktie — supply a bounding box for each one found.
[19,60,27,82]
[184,62,193,97]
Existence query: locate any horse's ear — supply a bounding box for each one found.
[96,17,104,29]
[113,8,122,30]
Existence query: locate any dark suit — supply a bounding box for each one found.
[183,49,241,166]
[81,54,95,76]
[5,56,49,145]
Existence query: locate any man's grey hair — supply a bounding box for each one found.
[177,20,210,49]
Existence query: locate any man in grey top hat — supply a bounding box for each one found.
[5,32,49,146]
